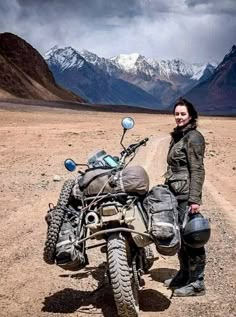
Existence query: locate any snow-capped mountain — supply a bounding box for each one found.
[79,49,217,84]
[112,53,144,71]
[79,49,119,75]
[80,50,217,105]
[44,46,160,108]
[111,53,216,81]
[112,53,217,105]
[44,46,218,108]
[45,45,85,70]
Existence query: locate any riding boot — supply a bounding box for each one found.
[173,254,206,297]
[164,245,189,288]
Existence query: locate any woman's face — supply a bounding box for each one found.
[174,105,192,127]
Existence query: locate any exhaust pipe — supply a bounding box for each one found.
[85,212,100,225]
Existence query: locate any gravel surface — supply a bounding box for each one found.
[0,105,235,317]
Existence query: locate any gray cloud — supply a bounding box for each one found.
[185,0,236,14]
[0,0,235,63]
[17,0,143,20]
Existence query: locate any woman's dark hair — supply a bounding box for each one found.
[173,97,198,124]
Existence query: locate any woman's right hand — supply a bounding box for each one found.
[189,203,200,214]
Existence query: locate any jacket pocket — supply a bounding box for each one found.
[166,173,189,196]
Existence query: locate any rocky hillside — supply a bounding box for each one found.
[0,33,85,102]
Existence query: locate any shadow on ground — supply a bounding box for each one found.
[42,265,172,316]
[150,267,178,283]
[42,285,117,316]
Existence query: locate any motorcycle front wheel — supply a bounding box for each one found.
[107,233,139,317]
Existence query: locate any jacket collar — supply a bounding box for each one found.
[171,122,197,142]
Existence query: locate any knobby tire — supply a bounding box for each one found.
[43,179,75,264]
[107,233,139,317]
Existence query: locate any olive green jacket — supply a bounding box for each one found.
[165,123,205,204]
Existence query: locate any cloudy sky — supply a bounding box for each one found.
[0,0,235,63]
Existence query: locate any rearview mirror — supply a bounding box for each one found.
[121,117,135,130]
[64,159,77,172]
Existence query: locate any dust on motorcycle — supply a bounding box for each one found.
[43,117,156,317]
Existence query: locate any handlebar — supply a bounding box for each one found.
[127,137,149,155]
[120,137,149,164]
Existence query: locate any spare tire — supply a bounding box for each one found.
[43,179,75,264]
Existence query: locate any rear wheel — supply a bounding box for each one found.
[107,233,139,317]
[43,179,75,264]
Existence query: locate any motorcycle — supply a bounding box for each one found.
[43,117,156,317]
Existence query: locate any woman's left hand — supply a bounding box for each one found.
[189,203,200,213]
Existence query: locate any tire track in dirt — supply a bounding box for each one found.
[204,180,236,230]
[143,135,170,186]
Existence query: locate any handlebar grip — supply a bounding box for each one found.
[121,137,149,158]
[139,137,149,145]
[129,137,149,153]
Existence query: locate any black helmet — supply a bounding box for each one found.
[182,213,211,248]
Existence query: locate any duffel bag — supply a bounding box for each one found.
[78,167,114,196]
[110,165,149,195]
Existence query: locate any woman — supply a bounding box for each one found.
[164,98,206,297]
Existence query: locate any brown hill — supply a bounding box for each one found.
[0,32,85,102]
[184,45,236,114]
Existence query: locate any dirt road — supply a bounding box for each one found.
[0,104,235,317]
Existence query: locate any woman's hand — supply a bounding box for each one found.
[189,203,200,213]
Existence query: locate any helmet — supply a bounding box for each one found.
[182,213,211,248]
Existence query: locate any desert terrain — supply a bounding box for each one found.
[0,101,235,317]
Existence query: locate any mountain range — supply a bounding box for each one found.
[0,32,235,115]
[45,46,217,109]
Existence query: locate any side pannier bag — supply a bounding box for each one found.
[143,184,181,256]
[78,167,114,196]
[110,165,149,195]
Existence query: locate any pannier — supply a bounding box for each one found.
[143,184,181,256]
[55,215,87,271]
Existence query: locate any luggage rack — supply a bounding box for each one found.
[82,192,143,210]
[83,192,132,202]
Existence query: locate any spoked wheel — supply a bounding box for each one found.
[107,233,139,317]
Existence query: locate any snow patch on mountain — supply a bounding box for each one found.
[44,46,85,70]
[111,53,141,71]
[191,64,208,80]
[110,54,217,81]
[79,49,118,75]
